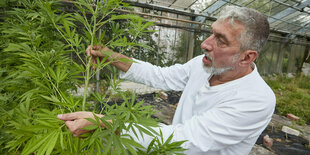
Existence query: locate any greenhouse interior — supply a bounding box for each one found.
[1,0,310,154]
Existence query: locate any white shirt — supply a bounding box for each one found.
[120,55,276,155]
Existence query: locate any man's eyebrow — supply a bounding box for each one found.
[214,31,228,43]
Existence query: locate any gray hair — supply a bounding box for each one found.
[217,6,269,53]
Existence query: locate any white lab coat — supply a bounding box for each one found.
[120,55,276,155]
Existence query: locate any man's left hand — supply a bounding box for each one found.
[57,111,104,137]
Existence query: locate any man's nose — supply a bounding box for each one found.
[201,36,213,51]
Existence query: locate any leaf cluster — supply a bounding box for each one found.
[139,130,187,155]
[0,0,187,154]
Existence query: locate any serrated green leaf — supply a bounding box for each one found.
[160,130,164,144]
[130,113,138,122]
[135,124,154,138]
[6,136,30,152]
[34,120,55,128]
[144,126,159,136]
[59,129,64,149]
[41,95,60,103]
[92,113,102,126]
[84,118,97,125]
[112,135,125,154]
[134,100,143,108]
[39,130,59,155]
[147,138,156,153]
[163,132,174,146]
[103,136,112,155]
[22,130,55,155]
[121,137,144,149]
[82,125,98,130]
[63,19,71,37]
[128,123,139,140]
[100,115,116,121]
[122,142,137,155]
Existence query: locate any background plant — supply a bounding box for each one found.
[0,0,81,153]
[264,74,310,125]
[0,0,185,154]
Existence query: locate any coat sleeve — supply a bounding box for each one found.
[119,56,201,91]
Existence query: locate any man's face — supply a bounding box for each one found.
[201,19,245,75]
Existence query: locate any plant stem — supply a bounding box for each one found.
[82,58,91,111]
[82,1,99,111]
[77,138,80,155]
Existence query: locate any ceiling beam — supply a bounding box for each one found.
[123,0,215,21]
[195,0,230,24]
[268,0,310,24]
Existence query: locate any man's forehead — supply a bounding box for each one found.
[211,20,244,36]
[211,21,221,33]
[213,19,244,29]
[211,21,228,37]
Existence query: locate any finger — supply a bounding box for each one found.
[65,120,84,137]
[65,121,76,133]
[93,45,102,50]
[92,56,97,64]
[57,113,78,121]
[75,128,89,137]
[86,45,92,57]
[66,119,93,137]
[102,46,110,51]
[91,49,101,57]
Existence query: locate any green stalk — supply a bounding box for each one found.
[77,138,80,155]
[82,57,92,111]
[82,1,99,111]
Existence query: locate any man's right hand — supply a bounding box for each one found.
[86,45,112,65]
[85,45,133,72]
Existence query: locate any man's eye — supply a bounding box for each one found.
[216,37,225,46]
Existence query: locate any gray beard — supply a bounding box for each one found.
[203,64,233,75]
[204,52,235,75]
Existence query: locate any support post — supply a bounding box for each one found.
[187,32,195,61]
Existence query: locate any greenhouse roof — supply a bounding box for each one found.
[126,0,310,39]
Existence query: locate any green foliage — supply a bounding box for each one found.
[170,32,189,64]
[265,75,310,125]
[138,130,187,155]
[105,19,166,66]
[169,30,208,66]
[84,92,160,155]
[0,1,83,154]
[0,0,186,154]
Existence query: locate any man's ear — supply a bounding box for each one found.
[239,50,258,66]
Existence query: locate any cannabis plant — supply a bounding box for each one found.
[1,0,186,154]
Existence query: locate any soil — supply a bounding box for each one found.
[257,126,310,155]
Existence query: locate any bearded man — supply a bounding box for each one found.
[58,6,275,155]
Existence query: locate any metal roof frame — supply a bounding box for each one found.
[128,0,310,39]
